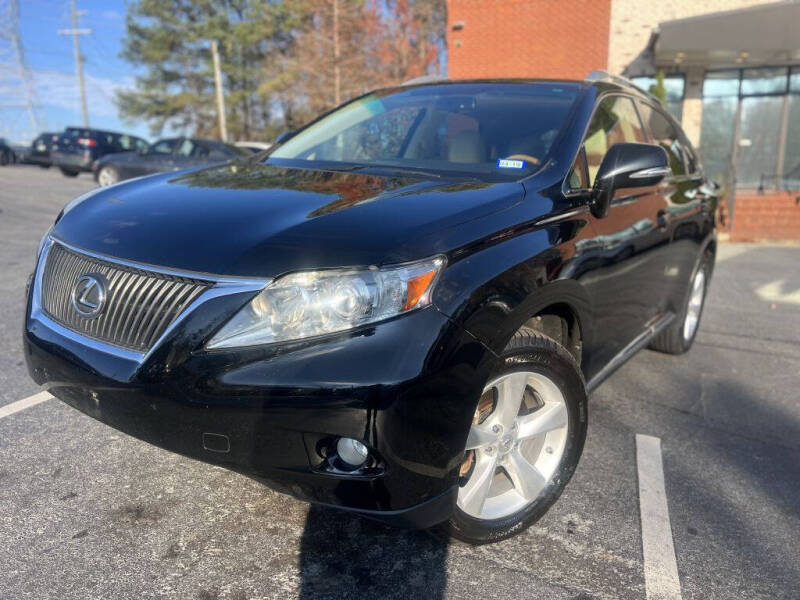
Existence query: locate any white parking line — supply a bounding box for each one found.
[636,434,682,600]
[0,391,52,420]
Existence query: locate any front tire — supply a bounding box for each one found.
[443,328,587,544]
[97,165,119,186]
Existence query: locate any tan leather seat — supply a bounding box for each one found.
[448,130,487,163]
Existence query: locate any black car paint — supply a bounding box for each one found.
[92,137,245,183]
[24,80,717,527]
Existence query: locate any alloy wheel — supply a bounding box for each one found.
[457,371,569,520]
[683,268,706,342]
[98,167,117,187]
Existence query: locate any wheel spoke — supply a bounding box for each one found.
[465,423,499,450]
[459,452,498,516]
[505,449,546,502]
[494,372,528,429]
[516,402,568,440]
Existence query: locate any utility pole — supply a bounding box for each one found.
[57,0,91,127]
[332,0,341,106]
[210,39,228,142]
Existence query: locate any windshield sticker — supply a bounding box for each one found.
[497,158,525,169]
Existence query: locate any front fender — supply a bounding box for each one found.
[432,217,594,369]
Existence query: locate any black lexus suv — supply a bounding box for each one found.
[24,72,717,544]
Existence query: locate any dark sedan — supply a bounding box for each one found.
[93,137,249,186]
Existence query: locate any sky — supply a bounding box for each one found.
[4,0,152,143]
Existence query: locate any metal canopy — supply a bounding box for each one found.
[625,1,800,75]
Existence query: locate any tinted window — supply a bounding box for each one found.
[578,95,646,187]
[269,83,580,181]
[638,103,687,176]
[149,139,178,155]
[176,139,196,157]
[117,135,143,151]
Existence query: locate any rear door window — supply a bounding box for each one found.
[148,139,179,155]
[176,139,196,157]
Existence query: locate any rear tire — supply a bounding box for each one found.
[0,150,10,166]
[649,255,711,355]
[59,167,79,178]
[442,328,587,545]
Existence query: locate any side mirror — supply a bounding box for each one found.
[275,130,296,145]
[590,143,670,218]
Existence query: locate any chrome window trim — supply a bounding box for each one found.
[31,238,270,364]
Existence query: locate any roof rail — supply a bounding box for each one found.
[584,70,663,105]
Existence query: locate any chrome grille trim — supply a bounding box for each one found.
[32,238,269,360]
[40,242,211,352]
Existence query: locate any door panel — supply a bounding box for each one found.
[567,94,663,370]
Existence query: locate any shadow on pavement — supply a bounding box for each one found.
[655,371,800,596]
[298,505,449,599]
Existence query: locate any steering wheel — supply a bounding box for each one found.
[506,154,540,165]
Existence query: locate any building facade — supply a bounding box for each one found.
[446,0,800,240]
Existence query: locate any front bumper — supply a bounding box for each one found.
[24,269,495,527]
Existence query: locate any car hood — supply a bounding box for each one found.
[52,162,524,278]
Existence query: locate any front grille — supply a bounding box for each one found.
[40,242,212,352]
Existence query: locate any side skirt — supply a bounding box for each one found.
[586,312,676,393]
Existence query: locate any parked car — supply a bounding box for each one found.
[23,132,60,168]
[0,137,17,165]
[50,127,148,177]
[25,72,717,544]
[93,137,249,186]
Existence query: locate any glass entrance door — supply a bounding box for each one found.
[734,96,784,188]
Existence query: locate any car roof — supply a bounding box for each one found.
[394,72,659,104]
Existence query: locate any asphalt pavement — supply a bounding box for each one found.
[1,165,798,599]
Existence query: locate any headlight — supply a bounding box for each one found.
[206,256,446,349]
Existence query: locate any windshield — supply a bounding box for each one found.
[268,82,580,181]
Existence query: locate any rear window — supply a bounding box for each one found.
[63,128,91,138]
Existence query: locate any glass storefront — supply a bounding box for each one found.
[700,66,800,189]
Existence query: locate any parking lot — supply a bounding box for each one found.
[1,165,799,599]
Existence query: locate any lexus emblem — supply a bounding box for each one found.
[71,274,107,318]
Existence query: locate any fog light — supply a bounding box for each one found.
[336,437,369,469]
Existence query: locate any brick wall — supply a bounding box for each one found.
[446,0,611,80]
[730,191,800,242]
